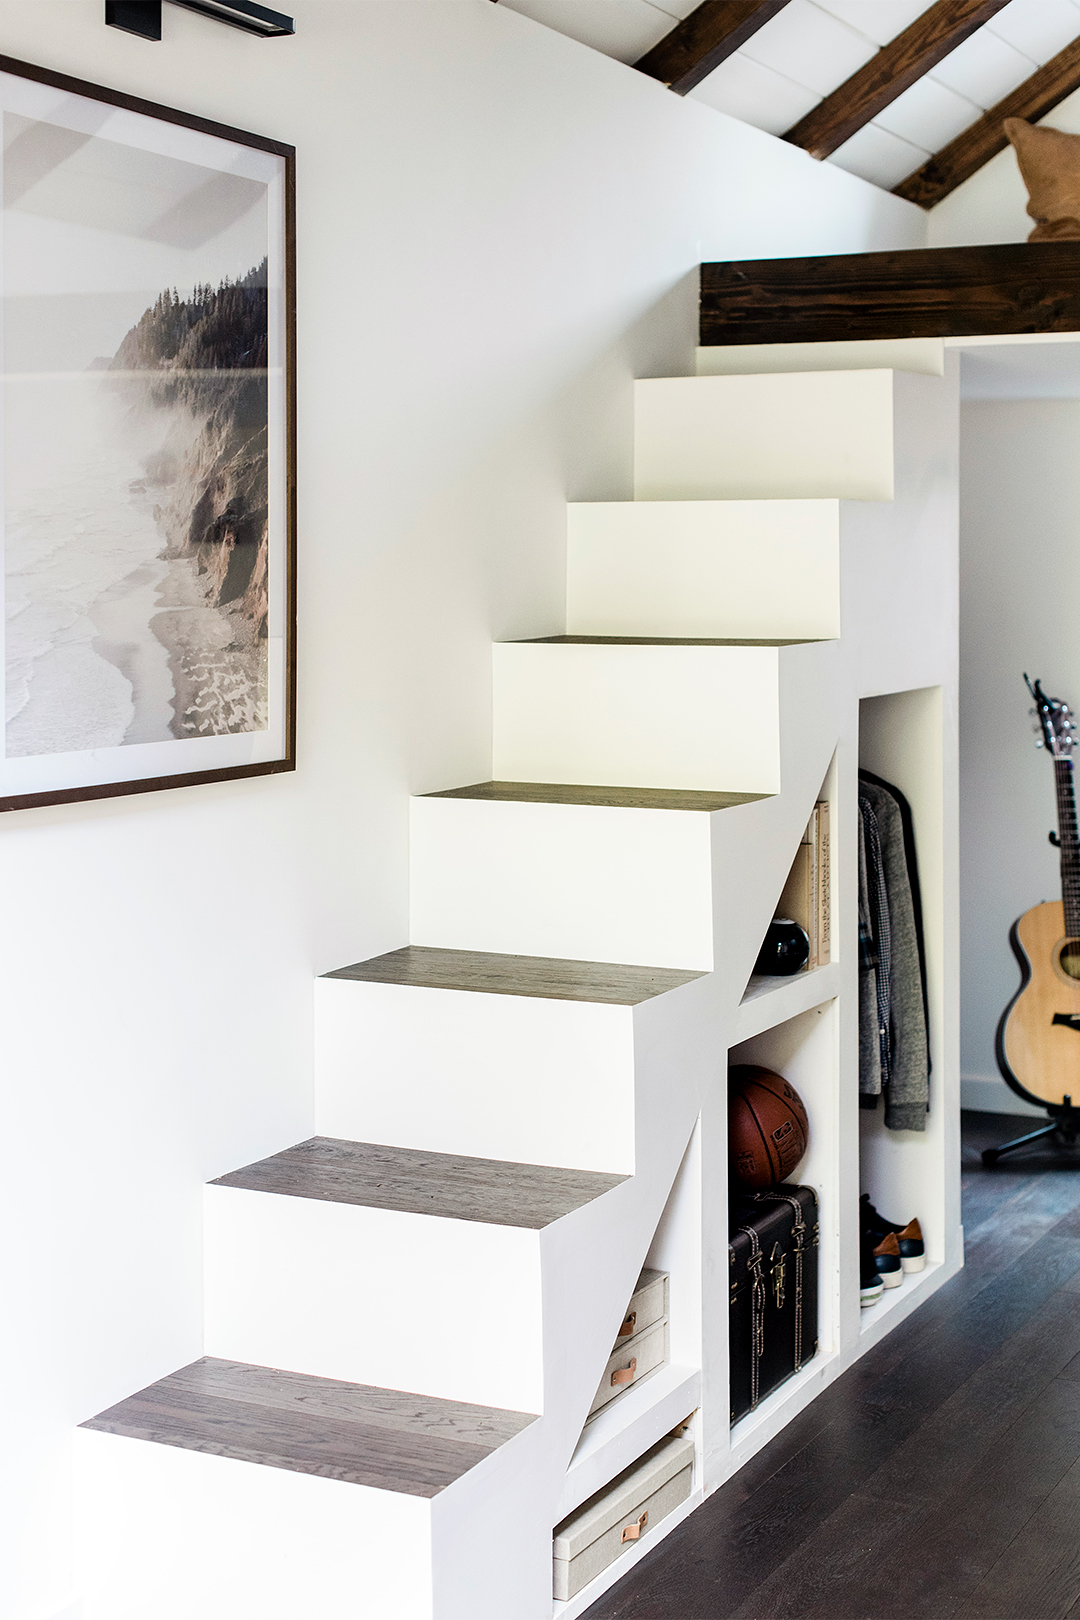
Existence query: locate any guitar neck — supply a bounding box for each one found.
[1055,757,1080,937]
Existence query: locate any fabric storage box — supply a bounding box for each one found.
[730,1184,818,1423]
[587,1267,668,1420]
[552,1429,694,1601]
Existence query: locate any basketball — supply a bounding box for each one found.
[729,1064,809,1191]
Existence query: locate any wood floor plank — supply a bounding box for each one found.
[956,1453,1080,1619]
[424,781,767,812]
[81,1357,537,1498]
[324,945,704,1004]
[864,1375,1080,1620]
[211,1136,626,1228]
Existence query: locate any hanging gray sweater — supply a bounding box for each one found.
[860,778,929,1131]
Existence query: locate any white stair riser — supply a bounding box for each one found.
[409,796,714,971]
[203,1187,544,1412]
[695,338,944,379]
[634,370,894,502]
[566,498,840,641]
[492,644,780,793]
[314,977,636,1173]
[74,1430,433,1620]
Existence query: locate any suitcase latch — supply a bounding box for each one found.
[618,1310,637,1338]
[611,1357,637,1387]
[622,1511,648,1543]
[771,1243,786,1310]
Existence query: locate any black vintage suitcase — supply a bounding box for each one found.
[729,1184,819,1423]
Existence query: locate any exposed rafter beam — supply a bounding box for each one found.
[635,0,793,97]
[783,0,1012,161]
[894,35,1080,208]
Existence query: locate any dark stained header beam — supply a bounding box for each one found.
[699,243,1080,347]
[635,0,793,96]
[783,0,1012,160]
[894,35,1080,208]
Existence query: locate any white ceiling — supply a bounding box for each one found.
[496,0,1080,193]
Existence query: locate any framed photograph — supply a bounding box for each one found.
[0,56,295,812]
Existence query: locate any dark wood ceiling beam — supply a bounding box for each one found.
[894,35,1080,208]
[635,0,793,96]
[782,0,1013,160]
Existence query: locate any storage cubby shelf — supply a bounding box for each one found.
[734,961,840,1040]
[552,1487,705,1620]
[858,1260,946,1346]
[558,1364,700,1521]
[729,1350,840,1468]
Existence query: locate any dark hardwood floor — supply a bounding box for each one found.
[586,1112,1080,1620]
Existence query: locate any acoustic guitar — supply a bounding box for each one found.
[996,676,1080,1108]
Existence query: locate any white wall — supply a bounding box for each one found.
[929,85,1080,247]
[0,6,925,1616]
[959,399,1080,1116]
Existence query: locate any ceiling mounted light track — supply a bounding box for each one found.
[105,0,294,39]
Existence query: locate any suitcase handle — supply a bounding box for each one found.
[618,1310,637,1338]
[611,1357,637,1387]
[622,1511,648,1543]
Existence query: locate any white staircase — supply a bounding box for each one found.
[73,350,962,1619]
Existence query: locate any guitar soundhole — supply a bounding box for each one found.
[1059,941,1080,980]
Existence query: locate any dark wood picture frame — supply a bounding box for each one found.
[0,55,296,813]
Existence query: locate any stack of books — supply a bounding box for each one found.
[776,801,830,970]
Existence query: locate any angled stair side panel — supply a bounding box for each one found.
[73,1430,434,1620]
[633,370,895,502]
[409,794,715,970]
[203,1188,544,1411]
[565,498,841,641]
[314,978,637,1173]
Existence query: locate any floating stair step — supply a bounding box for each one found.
[325,944,701,1003]
[203,1114,642,1407]
[410,787,764,971]
[633,369,895,502]
[492,637,793,792]
[212,1135,626,1229]
[315,948,704,1177]
[518,634,817,646]
[566,497,841,642]
[80,1357,536,1497]
[424,780,766,811]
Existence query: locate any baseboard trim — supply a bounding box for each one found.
[961,1075,1045,1118]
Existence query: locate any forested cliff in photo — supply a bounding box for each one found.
[110,259,271,738]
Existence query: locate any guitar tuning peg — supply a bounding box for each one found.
[1036,739,1045,747]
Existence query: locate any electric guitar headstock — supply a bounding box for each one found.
[1027,673,1076,758]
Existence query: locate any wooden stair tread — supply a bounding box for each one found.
[81,1357,536,1498]
[424,780,768,812]
[211,1135,627,1227]
[513,634,819,646]
[325,944,703,1003]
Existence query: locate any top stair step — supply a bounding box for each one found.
[81,1356,536,1498]
[634,371,894,502]
[211,1135,627,1228]
[325,945,703,1003]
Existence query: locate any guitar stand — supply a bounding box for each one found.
[982,1096,1080,1167]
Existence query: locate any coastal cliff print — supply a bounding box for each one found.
[0,61,293,810]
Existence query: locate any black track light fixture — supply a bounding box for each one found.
[105,0,294,39]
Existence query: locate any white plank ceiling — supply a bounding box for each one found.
[496,0,1080,192]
